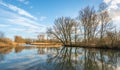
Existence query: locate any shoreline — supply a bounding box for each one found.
[64,45,120,50]
[0,42,120,50]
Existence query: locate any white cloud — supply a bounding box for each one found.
[103,0,120,28]
[0,1,36,20]
[104,0,120,10]
[104,0,111,4]
[104,0,120,5]
[39,16,47,21]
[10,28,25,31]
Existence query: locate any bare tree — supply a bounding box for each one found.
[47,17,77,45]
[73,21,80,44]
[78,6,99,45]
[37,34,45,41]
[106,31,116,47]
[46,3,119,48]
[99,2,107,12]
[99,3,113,39]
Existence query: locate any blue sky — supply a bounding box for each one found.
[0,0,119,39]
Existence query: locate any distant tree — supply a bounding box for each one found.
[37,34,45,41]
[14,36,25,43]
[0,31,13,45]
[0,31,4,38]
[25,38,33,44]
[0,37,13,45]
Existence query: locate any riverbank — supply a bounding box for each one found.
[30,42,62,45]
[64,44,120,50]
[30,42,62,48]
[1,41,119,50]
[0,42,13,47]
[0,42,62,48]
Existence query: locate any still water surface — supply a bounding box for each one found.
[0,46,119,70]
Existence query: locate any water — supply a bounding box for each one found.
[0,46,119,70]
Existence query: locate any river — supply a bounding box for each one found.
[0,46,119,70]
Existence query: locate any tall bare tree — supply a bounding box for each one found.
[99,3,112,39]
[78,6,99,44]
[73,21,80,44]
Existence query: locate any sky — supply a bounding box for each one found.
[0,0,120,39]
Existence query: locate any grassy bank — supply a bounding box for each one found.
[0,42,13,47]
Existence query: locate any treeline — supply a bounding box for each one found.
[14,36,34,44]
[47,3,120,48]
[0,32,13,46]
[14,35,60,44]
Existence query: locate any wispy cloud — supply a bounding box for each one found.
[0,8,46,32]
[17,0,29,5]
[39,16,47,21]
[0,24,10,27]
[10,28,25,31]
[0,1,47,38]
[0,1,37,20]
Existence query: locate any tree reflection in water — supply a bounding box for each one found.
[47,47,120,70]
[0,47,13,62]
[0,54,4,62]
[0,46,119,70]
